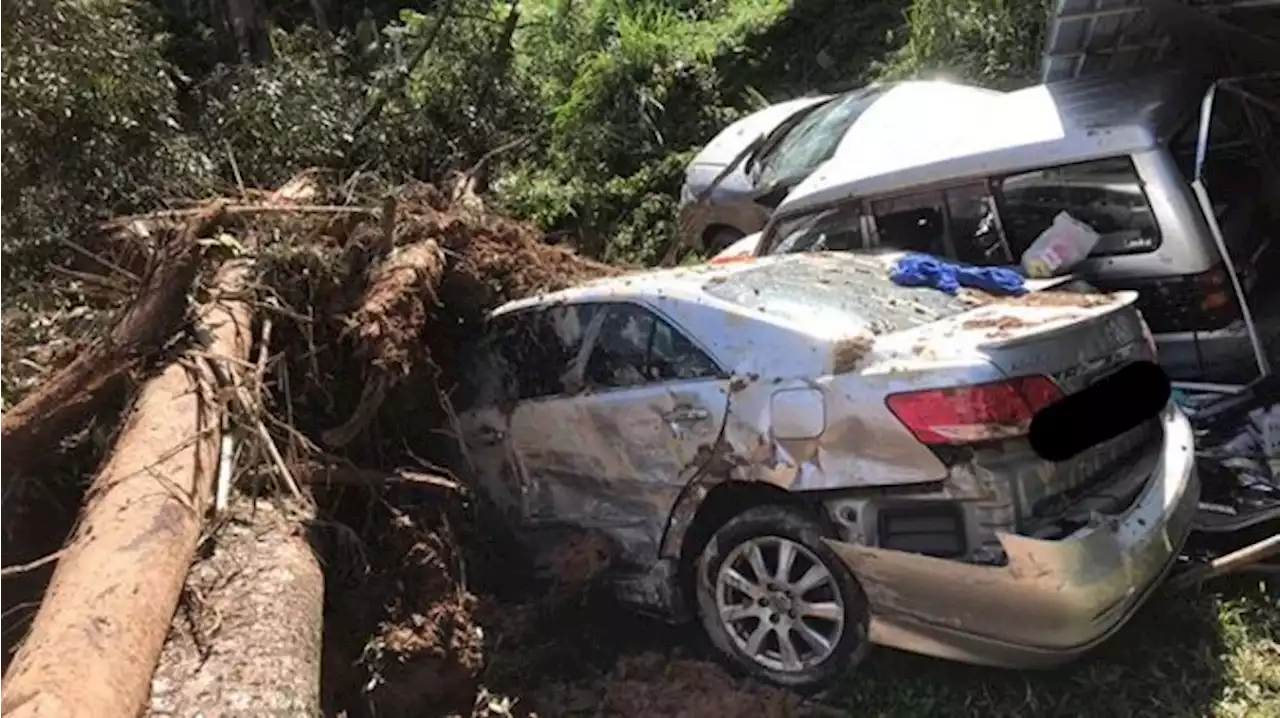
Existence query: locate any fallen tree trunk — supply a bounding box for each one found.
[0,202,227,476]
[1,260,254,718]
[147,499,324,718]
[324,239,445,448]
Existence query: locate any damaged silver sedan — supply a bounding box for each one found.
[456,251,1200,689]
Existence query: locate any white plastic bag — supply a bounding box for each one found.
[1020,211,1101,278]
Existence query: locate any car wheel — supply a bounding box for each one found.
[705,227,746,255]
[693,504,871,690]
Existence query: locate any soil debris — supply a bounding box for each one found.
[833,331,877,373]
[961,314,1035,331]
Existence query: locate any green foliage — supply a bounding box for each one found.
[494,0,793,266]
[875,0,1054,88]
[196,30,365,188]
[1,0,215,285]
[1,0,1060,277]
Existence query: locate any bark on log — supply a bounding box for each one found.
[1,202,227,477]
[147,499,324,718]
[0,260,254,718]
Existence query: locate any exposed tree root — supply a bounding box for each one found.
[324,239,445,448]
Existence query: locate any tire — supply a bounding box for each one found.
[693,504,871,691]
[705,227,746,255]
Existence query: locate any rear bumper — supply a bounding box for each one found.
[825,403,1200,668]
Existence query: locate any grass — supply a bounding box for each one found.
[822,578,1280,718]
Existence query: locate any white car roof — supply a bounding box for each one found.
[493,261,750,316]
[775,68,1187,216]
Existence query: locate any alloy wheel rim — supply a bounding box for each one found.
[713,535,845,673]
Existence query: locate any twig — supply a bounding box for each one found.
[57,237,141,283]
[48,265,132,294]
[255,314,275,392]
[1,548,69,578]
[214,430,235,514]
[303,465,464,493]
[224,140,247,198]
[435,381,477,477]
[98,204,376,231]
[321,376,388,448]
[460,129,546,181]
[348,0,456,140]
[253,299,314,325]
[1174,533,1280,588]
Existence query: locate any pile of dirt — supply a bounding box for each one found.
[2,173,819,718]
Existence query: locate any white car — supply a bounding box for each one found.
[455,251,1198,689]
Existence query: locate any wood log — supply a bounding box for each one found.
[1,202,227,476]
[0,260,254,718]
[146,499,324,718]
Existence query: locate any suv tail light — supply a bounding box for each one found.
[1096,264,1242,334]
[886,376,1063,445]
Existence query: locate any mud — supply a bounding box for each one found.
[961,314,1035,331]
[964,289,1118,308]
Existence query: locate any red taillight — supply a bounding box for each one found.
[886,376,1063,445]
[1195,266,1235,313]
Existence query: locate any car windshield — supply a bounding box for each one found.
[702,254,972,335]
[756,86,889,190]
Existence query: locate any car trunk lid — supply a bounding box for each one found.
[700,252,1165,518]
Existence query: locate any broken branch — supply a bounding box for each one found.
[1,201,228,476]
[1,259,254,718]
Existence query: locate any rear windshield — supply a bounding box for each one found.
[702,254,972,335]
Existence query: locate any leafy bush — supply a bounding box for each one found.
[1,0,215,285]
[1,0,1057,281]
[875,0,1053,88]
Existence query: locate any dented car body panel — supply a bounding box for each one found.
[457,251,1200,666]
[826,404,1198,667]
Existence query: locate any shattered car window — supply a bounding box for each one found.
[999,157,1161,257]
[585,305,650,389]
[703,255,973,335]
[585,303,719,389]
[494,303,598,400]
[650,312,720,381]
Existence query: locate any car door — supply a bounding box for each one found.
[513,300,731,560]
[496,302,604,526]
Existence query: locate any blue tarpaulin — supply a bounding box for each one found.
[889,253,1027,296]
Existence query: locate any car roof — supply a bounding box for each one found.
[491,261,751,317]
[774,64,1201,217]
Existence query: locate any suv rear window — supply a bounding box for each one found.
[998,157,1161,257]
[702,254,972,335]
